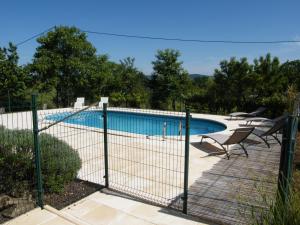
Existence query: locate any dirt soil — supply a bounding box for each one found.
[0,179,102,224]
[0,215,9,224]
[44,179,102,210]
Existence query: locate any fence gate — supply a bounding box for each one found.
[36,100,107,199]
[102,104,190,211]
[33,97,189,212]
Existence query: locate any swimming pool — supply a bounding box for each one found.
[46,110,226,136]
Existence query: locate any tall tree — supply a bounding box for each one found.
[253,54,286,116]
[151,49,192,110]
[109,57,149,107]
[30,26,99,107]
[213,57,253,113]
[280,60,300,90]
[0,43,27,108]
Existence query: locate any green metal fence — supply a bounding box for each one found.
[0,102,38,222]
[101,104,189,211]
[3,92,300,222]
[0,94,190,222]
[278,97,300,202]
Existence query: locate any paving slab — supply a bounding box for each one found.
[3,207,72,225]
[62,191,206,225]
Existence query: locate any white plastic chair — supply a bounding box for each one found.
[98,97,109,108]
[74,97,85,109]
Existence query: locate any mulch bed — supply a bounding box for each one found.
[0,179,102,224]
[0,215,10,224]
[44,179,102,210]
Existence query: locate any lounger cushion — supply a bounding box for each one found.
[202,133,230,144]
[252,129,265,136]
[229,112,248,117]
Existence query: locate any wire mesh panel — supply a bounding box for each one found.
[0,105,37,222]
[278,115,298,201]
[37,106,105,208]
[105,107,186,210]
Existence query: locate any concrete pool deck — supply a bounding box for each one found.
[0,108,280,224]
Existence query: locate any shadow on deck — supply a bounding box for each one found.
[186,139,281,225]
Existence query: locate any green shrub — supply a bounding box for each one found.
[0,127,81,195]
[39,133,82,192]
[250,181,300,225]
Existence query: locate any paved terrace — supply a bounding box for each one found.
[0,108,280,225]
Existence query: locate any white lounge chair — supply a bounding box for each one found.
[229,107,266,120]
[98,97,109,108]
[241,114,287,127]
[74,97,85,109]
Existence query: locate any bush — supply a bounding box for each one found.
[39,133,81,192]
[0,127,81,195]
[251,187,300,225]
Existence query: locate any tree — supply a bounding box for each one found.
[213,57,253,113]
[30,26,100,107]
[109,57,149,107]
[253,54,287,116]
[280,60,300,90]
[0,43,28,109]
[151,49,192,110]
[188,76,216,113]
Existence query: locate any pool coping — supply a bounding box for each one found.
[38,107,236,142]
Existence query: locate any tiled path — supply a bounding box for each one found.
[5,191,206,225]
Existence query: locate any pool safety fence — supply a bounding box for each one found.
[0,94,191,218]
[0,102,39,220]
[278,93,300,204]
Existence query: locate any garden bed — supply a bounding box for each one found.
[44,179,102,210]
[0,179,102,224]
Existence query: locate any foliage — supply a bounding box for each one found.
[39,132,82,192]
[0,43,28,109]
[213,57,254,112]
[0,126,33,196]
[108,57,150,108]
[151,49,192,110]
[250,184,300,225]
[0,25,299,117]
[281,60,300,91]
[30,26,99,107]
[189,54,298,117]
[0,127,81,194]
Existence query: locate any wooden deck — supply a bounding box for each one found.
[186,138,281,225]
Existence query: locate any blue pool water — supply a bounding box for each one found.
[46,111,226,136]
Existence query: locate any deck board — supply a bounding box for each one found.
[185,139,281,225]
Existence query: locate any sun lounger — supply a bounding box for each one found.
[199,127,255,159]
[241,114,287,127]
[229,107,266,120]
[251,116,287,148]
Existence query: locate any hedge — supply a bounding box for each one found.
[0,126,81,195]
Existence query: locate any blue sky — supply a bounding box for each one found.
[1,0,299,75]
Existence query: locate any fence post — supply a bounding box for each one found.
[103,103,109,188]
[31,94,44,208]
[183,108,190,214]
[8,90,11,112]
[278,115,298,203]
